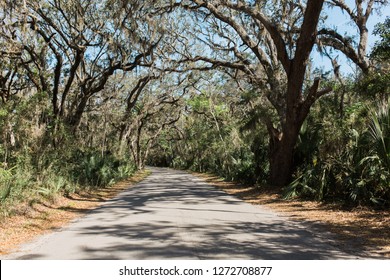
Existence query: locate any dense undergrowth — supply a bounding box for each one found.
[285,97,390,207]
[148,82,389,208]
[0,147,135,218]
[1,1,389,214]
[147,17,390,208]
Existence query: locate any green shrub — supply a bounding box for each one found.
[286,99,390,207]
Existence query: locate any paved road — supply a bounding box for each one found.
[4,167,360,259]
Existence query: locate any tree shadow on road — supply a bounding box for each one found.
[10,168,381,260]
[74,220,364,260]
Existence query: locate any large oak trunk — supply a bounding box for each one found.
[268,125,300,186]
[269,143,293,187]
[265,0,326,187]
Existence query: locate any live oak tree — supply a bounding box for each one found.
[158,0,388,186]
[119,76,183,170]
[160,74,258,181]
[163,0,332,186]
[1,0,388,209]
[1,0,163,138]
[0,1,32,105]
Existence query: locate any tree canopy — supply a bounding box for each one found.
[0,0,389,209]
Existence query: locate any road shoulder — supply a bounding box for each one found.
[192,172,390,259]
[0,170,150,256]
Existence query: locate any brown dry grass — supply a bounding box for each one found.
[0,170,150,255]
[194,172,390,258]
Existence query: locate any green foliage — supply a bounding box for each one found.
[36,175,67,201]
[357,71,390,101]
[371,17,390,61]
[1,1,389,217]
[0,167,14,201]
[0,100,136,213]
[75,152,128,187]
[150,88,258,184]
[0,163,35,217]
[285,97,390,207]
[367,99,390,171]
[53,148,136,188]
[0,148,136,217]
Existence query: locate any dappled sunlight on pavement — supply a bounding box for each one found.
[3,168,363,260]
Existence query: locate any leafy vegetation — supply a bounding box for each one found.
[284,97,390,207]
[0,0,389,215]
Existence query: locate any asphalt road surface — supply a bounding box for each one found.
[4,167,360,259]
